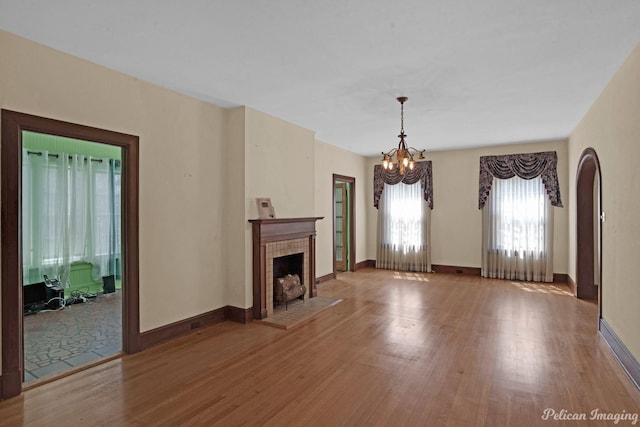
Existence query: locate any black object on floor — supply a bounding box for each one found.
[103,275,116,294]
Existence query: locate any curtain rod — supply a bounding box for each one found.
[26,150,121,164]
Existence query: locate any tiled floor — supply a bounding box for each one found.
[23,290,122,383]
[255,296,342,329]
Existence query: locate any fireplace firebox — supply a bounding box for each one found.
[273,253,304,283]
[273,253,305,310]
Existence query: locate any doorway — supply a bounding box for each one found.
[1,110,140,399]
[333,174,355,273]
[575,148,602,309]
[22,132,123,382]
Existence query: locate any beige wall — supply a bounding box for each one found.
[242,107,316,307]
[314,140,369,277]
[223,107,247,308]
[0,30,334,342]
[366,140,570,273]
[569,43,640,361]
[0,30,230,332]
[0,31,332,341]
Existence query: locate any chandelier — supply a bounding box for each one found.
[381,96,425,175]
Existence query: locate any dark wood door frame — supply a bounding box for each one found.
[334,182,347,272]
[1,110,140,399]
[332,174,355,273]
[575,147,601,308]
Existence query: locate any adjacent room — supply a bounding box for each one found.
[21,132,123,382]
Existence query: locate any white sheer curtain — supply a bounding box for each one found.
[22,150,119,287]
[377,181,431,272]
[482,175,554,282]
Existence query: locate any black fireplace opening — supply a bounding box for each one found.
[273,253,304,284]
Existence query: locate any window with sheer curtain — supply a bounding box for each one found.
[22,150,121,287]
[482,175,553,282]
[376,181,431,272]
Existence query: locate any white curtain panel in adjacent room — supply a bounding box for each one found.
[22,150,119,287]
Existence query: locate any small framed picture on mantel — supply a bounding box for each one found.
[256,197,276,219]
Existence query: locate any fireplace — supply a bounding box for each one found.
[249,217,322,319]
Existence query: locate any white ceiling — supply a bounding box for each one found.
[1,1,640,156]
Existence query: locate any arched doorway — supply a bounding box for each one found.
[575,148,602,310]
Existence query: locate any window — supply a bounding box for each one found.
[377,182,431,272]
[482,175,553,282]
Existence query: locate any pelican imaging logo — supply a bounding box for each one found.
[541,408,638,424]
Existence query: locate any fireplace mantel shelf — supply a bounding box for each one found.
[249,217,323,320]
[249,217,323,224]
[249,217,323,244]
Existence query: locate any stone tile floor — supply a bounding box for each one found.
[255,296,342,330]
[23,290,122,383]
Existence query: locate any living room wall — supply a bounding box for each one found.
[241,107,316,308]
[568,43,640,361]
[365,139,570,274]
[221,107,247,309]
[0,30,346,343]
[314,140,369,277]
[0,29,229,335]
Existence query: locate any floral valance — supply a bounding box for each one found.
[478,151,563,209]
[374,161,433,209]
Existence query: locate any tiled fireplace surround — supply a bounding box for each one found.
[249,217,322,319]
[266,239,309,315]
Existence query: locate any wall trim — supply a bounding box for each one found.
[225,306,253,324]
[553,273,568,284]
[431,264,482,276]
[316,272,337,284]
[431,265,569,283]
[567,275,577,296]
[599,319,640,391]
[140,305,251,350]
[140,307,226,350]
[354,260,375,271]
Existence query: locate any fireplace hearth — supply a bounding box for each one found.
[249,217,322,319]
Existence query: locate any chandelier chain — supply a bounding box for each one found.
[381,96,425,175]
[400,100,404,136]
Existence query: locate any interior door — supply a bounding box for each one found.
[334,182,347,272]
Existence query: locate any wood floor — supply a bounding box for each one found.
[1,269,639,426]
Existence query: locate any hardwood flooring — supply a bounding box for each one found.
[1,268,639,426]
